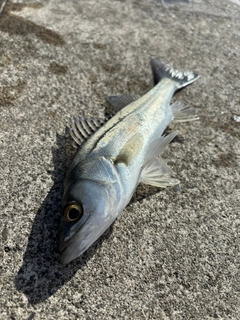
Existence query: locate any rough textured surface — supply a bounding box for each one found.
[0,0,240,319]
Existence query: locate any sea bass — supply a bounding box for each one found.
[58,58,199,264]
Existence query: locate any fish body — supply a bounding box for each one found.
[58,59,199,264]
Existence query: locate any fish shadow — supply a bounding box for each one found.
[14,132,163,304]
[14,133,115,304]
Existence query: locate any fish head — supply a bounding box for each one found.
[58,156,122,264]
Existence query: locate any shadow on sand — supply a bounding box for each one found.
[14,133,115,304]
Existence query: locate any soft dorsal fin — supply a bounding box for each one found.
[106,95,138,112]
[68,116,106,148]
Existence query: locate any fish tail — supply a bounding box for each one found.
[150,58,199,89]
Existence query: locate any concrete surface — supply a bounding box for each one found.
[0,0,240,319]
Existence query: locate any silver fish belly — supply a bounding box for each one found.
[58,58,199,264]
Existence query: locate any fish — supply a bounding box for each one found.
[58,58,199,264]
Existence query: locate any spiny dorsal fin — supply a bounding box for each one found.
[68,116,106,148]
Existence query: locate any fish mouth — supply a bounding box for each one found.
[58,240,85,264]
[58,206,118,264]
[58,216,114,264]
[57,212,93,264]
[58,228,90,264]
[57,230,83,264]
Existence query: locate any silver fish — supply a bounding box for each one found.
[58,59,199,264]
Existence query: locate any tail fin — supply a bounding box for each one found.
[150,58,199,89]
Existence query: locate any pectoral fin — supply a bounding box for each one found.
[114,133,143,166]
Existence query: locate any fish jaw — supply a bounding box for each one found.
[58,158,124,264]
[58,183,122,264]
[59,211,115,264]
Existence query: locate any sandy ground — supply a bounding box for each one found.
[0,0,240,319]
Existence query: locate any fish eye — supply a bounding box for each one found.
[63,202,83,222]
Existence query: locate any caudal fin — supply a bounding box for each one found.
[150,58,199,89]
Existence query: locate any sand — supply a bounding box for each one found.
[0,0,240,319]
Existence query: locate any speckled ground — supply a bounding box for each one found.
[0,0,240,319]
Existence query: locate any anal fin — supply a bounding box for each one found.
[171,101,199,122]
